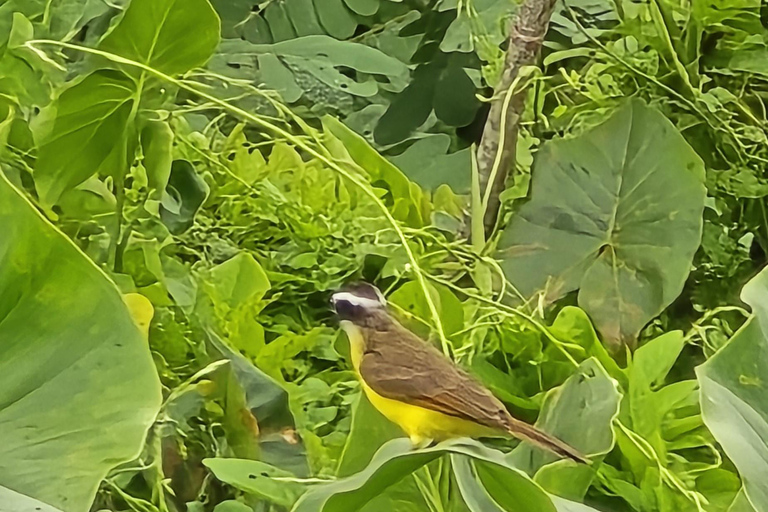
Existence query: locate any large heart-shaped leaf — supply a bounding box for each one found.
[0,173,161,511]
[697,266,768,512]
[498,100,705,348]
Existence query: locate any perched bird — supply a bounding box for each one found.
[331,282,587,463]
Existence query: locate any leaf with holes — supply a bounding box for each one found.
[212,36,409,101]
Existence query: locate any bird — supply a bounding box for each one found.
[331,282,587,464]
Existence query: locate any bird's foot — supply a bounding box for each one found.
[409,435,435,450]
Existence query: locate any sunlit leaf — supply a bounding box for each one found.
[34,70,134,209]
[100,0,220,75]
[0,173,161,511]
[698,266,768,512]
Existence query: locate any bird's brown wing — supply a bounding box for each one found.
[359,322,510,431]
[359,317,589,463]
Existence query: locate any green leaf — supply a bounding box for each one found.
[433,62,479,126]
[34,70,134,208]
[212,501,253,512]
[0,173,161,511]
[440,0,513,53]
[336,393,402,477]
[0,487,64,512]
[209,253,271,309]
[100,0,220,75]
[258,53,303,103]
[390,135,471,193]
[389,280,464,338]
[374,63,438,145]
[323,115,429,227]
[343,0,379,16]
[206,330,309,476]
[204,459,307,507]
[509,359,620,474]
[498,100,706,348]
[141,119,174,198]
[697,266,768,512]
[293,438,560,512]
[160,160,210,234]
[313,0,356,39]
[218,36,408,99]
[452,455,505,512]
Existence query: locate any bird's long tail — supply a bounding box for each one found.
[506,416,589,464]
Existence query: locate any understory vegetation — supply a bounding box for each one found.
[1,0,768,511]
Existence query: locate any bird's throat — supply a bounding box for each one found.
[340,320,366,371]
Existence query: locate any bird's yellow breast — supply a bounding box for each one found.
[340,321,493,445]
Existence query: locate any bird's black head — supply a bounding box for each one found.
[331,282,386,323]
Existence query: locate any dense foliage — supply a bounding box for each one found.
[1,0,768,512]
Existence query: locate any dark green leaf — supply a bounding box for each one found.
[160,160,210,234]
[498,100,706,348]
[390,135,471,193]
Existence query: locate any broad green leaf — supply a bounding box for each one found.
[160,160,210,234]
[390,135,471,193]
[508,359,620,481]
[389,280,464,339]
[263,2,297,42]
[204,459,307,507]
[293,438,559,512]
[728,488,759,512]
[336,393,402,477]
[258,53,303,103]
[498,100,706,348]
[205,330,308,476]
[697,266,768,512]
[34,70,134,209]
[433,62,479,127]
[208,253,270,309]
[548,307,624,385]
[336,393,429,512]
[374,63,438,145]
[452,455,505,512]
[100,0,220,75]
[212,501,253,512]
[0,173,161,511]
[285,0,326,36]
[0,487,64,512]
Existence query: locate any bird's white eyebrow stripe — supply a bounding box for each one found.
[332,292,384,308]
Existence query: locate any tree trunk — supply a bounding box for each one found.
[475,0,558,236]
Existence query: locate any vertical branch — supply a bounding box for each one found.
[475,0,557,236]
